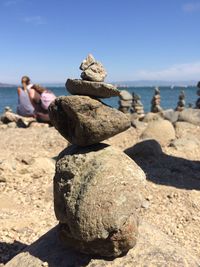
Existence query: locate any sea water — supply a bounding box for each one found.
[0,86,198,115]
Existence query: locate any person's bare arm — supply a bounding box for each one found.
[17,87,21,95]
[28,88,41,107]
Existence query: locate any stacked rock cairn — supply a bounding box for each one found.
[151,87,163,113]
[196,81,200,108]
[118,90,133,113]
[175,90,185,111]
[49,54,146,258]
[131,93,145,119]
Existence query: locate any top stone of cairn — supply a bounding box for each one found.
[66,54,120,98]
[79,54,107,82]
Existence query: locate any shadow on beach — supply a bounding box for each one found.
[124,139,200,190]
[0,240,27,265]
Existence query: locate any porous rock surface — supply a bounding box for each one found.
[66,79,120,98]
[49,95,130,146]
[81,62,107,82]
[54,144,146,257]
[5,222,200,267]
[79,54,107,82]
[80,54,95,71]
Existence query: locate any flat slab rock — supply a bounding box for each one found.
[66,79,120,98]
[49,95,130,146]
[54,144,145,257]
[5,222,200,267]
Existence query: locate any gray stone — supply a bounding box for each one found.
[5,222,200,267]
[178,108,200,125]
[161,109,179,123]
[54,144,145,257]
[66,79,120,98]
[80,54,95,71]
[49,96,130,146]
[119,90,132,101]
[81,62,107,82]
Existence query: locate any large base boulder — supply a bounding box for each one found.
[54,144,146,257]
[5,222,200,267]
[49,96,130,146]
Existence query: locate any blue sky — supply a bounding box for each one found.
[0,0,200,83]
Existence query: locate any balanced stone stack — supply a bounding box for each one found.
[151,87,163,113]
[131,93,145,119]
[118,90,132,113]
[49,55,146,258]
[196,81,200,109]
[175,90,185,111]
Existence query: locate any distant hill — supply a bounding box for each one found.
[112,80,198,87]
[0,83,17,87]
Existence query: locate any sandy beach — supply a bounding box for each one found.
[0,119,200,265]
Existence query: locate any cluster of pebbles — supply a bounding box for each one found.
[48,54,146,257]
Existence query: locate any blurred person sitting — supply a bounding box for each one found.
[17,76,35,117]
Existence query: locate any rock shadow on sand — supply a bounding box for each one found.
[0,240,27,264]
[124,139,200,190]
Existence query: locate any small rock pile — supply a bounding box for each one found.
[49,55,146,258]
[118,90,133,113]
[196,81,200,109]
[151,87,162,113]
[175,90,185,111]
[131,93,145,119]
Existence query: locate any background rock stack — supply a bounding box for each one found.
[131,93,145,119]
[175,90,185,111]
[48,55,146,258]
[151,87,163,113]
[118,90,133,113]
[196,81,200,109]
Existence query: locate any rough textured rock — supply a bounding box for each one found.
[81,62,107,82]
[80,54,95,71]
[140,119,175,145]
[170,137,200,151]
[178,108,200,125]
[66,79,120,98]
[174,121,199,138]
[5,222,200,267]
[79,54,107,82]
[54,144,146,257]
[49,96,131,146]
